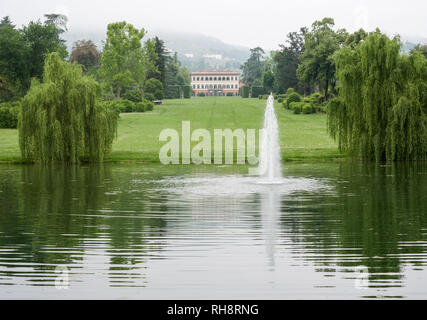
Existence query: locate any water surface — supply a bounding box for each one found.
[0,162,426,299]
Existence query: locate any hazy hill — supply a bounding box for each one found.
[63,29,250,72]
[62,30,425,72]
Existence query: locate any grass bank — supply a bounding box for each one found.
[0,97,346,164]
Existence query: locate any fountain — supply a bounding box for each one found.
[152,94,330,269]
[257,94,283,182]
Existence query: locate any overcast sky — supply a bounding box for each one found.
[1,0,426,49]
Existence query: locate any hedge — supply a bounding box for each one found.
[251,86,265,98]
[183,85,192,99]
[165,85,182,99]
[240,86,250,98]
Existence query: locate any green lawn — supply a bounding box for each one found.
[0,97,346,163]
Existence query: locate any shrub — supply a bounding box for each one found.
[0,101,20,128]
[310,92,324,104]
[144,93,155,101]
[302,103,313,114]
[123,89,142,103]
[258,95,263,99]
[292,106,301,114]
[286,88,295,96]
[303,93,325,112]
[251,86,265,98]
[101,100,122,114]
[143,99,154,112]
[285,92,302,109]
[226,92,234,97]
[290,102,303,114]
[197,92,206,97]
[134,102,146,112]
[277,98,284,103]
[183,86,192,99]
[145,78,164,100]
[121,99,136,113]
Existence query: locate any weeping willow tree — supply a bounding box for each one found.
[328,32,427,161]
[19,52,118,163]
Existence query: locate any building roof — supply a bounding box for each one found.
[191,70,240,76]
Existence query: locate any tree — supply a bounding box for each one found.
[70,40,101,72]
[22,19,68,80]
[144,78,164,100]
[262,70,275,93]
[0,76,14,101]
[165,52,190,87]
[411,44,427,59]
[274,27,307,94]
[241,47,265,86]
[297,18,347,100]
[44,14,68,33]
[19,52,118,163]
[149,37,168,88]
[345,28,367,48]
[100,22,149,99]
[0,16,29,96]
[328,32,427,161]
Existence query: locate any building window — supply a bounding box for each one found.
[197,77,200,81]
[197,85,200,89]
[210,77,212,81]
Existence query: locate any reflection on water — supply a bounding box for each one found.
[0,162,426,299]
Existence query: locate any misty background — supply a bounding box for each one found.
[1,0,426,71]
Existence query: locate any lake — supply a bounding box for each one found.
[0,162,426,299]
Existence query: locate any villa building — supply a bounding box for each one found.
[191,70,241,96]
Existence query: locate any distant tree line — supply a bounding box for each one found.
[0,15,191,105]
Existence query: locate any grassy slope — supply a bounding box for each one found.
[276,104,344,161]
[0,98,345,163]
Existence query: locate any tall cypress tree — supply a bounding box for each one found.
[152,36,167,88]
